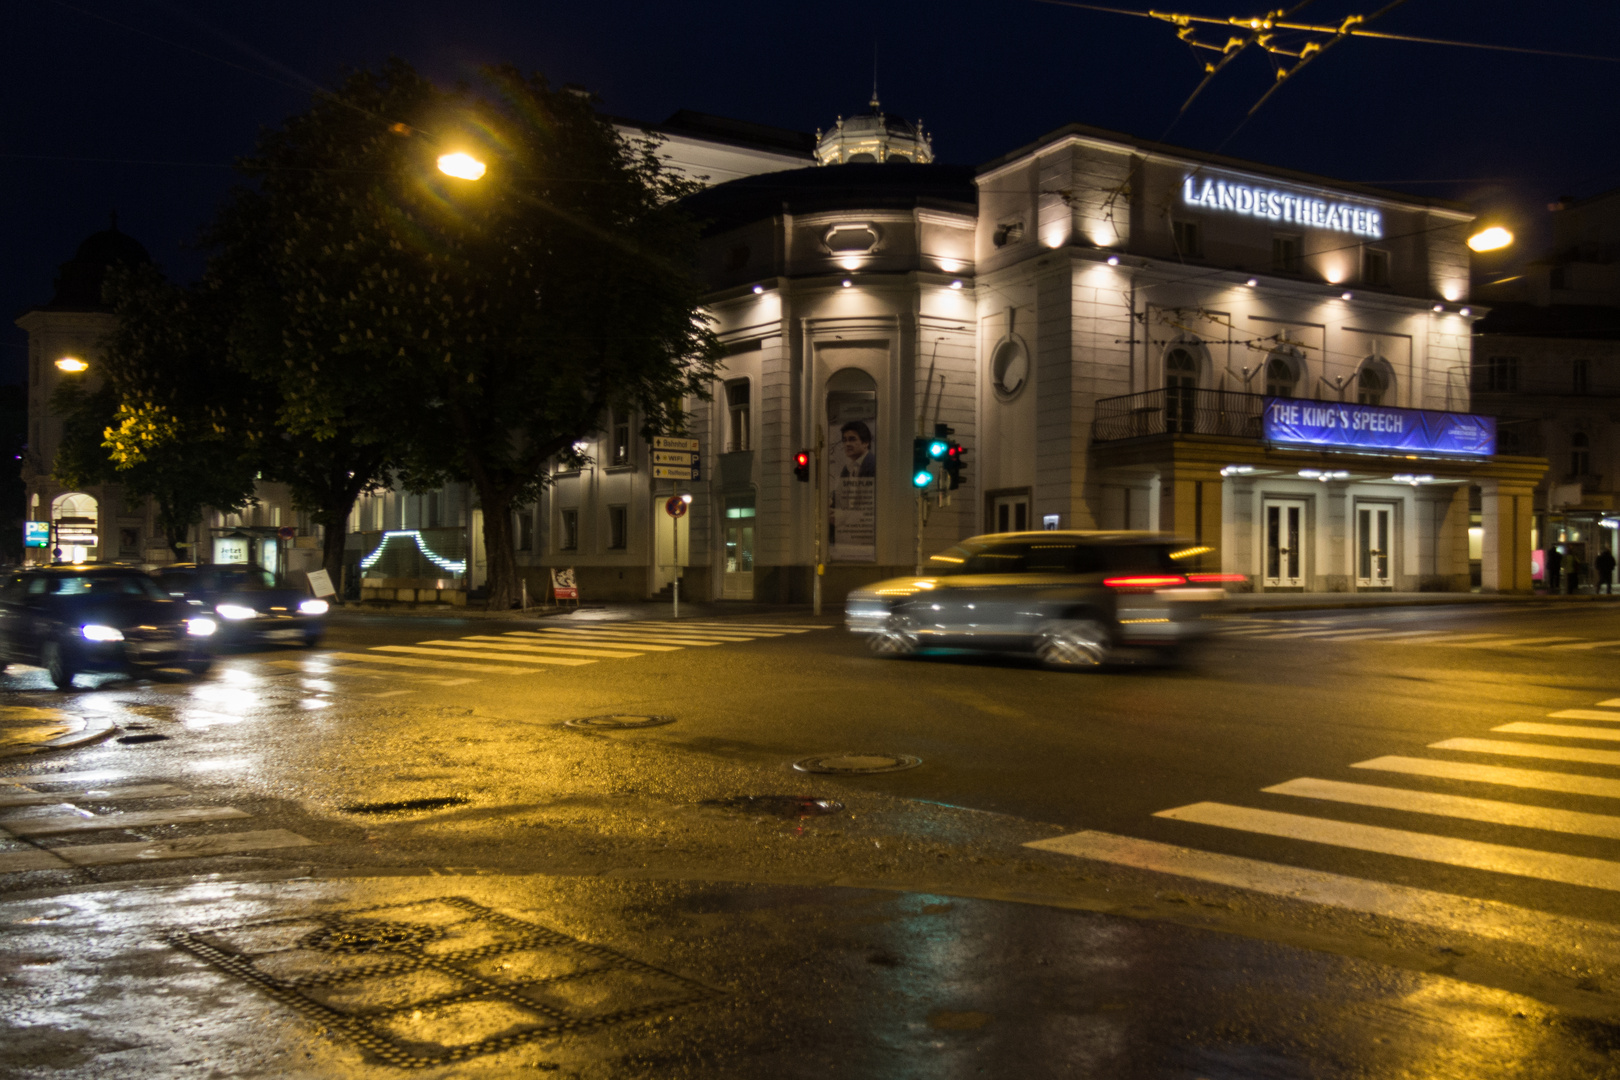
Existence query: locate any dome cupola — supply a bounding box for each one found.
[815,93,933,166]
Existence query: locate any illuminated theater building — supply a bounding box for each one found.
[543,109,1548,600]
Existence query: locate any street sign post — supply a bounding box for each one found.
[652,437,700,481]
[664,495,691,618]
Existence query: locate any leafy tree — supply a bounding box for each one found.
[53,267,259,558]
[226,60,719,608]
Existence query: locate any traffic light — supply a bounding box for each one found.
[793,450,810,482]
[911,437,933,488]
[945,441,967,490]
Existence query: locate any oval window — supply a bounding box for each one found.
[992,340,1029,399]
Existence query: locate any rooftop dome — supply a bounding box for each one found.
[815,94,933,166]
[43,215,153,311]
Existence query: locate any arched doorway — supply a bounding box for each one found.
[1164,347,1200,434]
[51,492,98,563]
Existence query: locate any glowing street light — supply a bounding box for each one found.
[55,357,88,373]
[1467,226,1513,253]
[437,152,486,180]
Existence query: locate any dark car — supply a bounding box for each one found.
[152,564,327,647]
[0,565,217,689]
[845,531,1236,668]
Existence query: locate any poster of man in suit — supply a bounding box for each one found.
[827,391,877,563]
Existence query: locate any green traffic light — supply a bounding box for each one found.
[912,469,933,488]
[927,439,948,459]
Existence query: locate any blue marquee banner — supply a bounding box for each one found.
[1261,397,1496,457]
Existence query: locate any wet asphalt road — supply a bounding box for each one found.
[3,601,1620,1077]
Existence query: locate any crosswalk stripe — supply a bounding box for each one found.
[1432,737,1620,768]
[370,645,593,667]
[1023,828,1620,960]
[322,651,543,675]
[1154,801,1620,892]
[51,828,317,867]
[0,784,188,808]
[1493,721,1620,743]
[609,621,820,632]
[1387,632,1507,644]
[1600,698,1620,708]
[502,631,686,651]
[269,659,474,685]
[512,630,721,647]
[2,806,250,836]
[425,638,641,659]
[1469,637,1588,648]
[1547,640,1620,651]
[563,623,772,638]
[1548,709,1620,723]
[1351,755,1620,801]
[0,849,71,872]
[1262,777,1620,841]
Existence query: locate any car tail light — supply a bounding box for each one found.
[1187,573,1248,584]
[1103,575,1186,590]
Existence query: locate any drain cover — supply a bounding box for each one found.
[564,714,673,730]
[340,796,470,814]
[792,753,921,775]
[116,733,170,744]
[701,795,844,818]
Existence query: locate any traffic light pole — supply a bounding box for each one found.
[812,429,824,616]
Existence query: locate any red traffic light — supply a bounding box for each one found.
[793,450,811,482]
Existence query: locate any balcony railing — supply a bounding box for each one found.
[1092,388,1266,443]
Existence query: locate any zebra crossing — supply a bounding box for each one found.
[0,770,315,874]
[294,620,828,685]
[1215,617,1620,652]
[1029,695,1620,940]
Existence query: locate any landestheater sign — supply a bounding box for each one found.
[1182,175,1384,239]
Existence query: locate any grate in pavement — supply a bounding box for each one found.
[167,896,717,1069]
[563,715,674,730]
[792,753,921,775]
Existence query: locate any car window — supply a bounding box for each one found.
[26,578,49,596]
[0,575,25,602]
[216,568,275,590]
[52,575,169,599]
[929,541,1101,575]
[1103,545,1178,574]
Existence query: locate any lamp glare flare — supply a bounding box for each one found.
[55,357,87,373]
[1467,227,1513,253]
[437,152,487,181]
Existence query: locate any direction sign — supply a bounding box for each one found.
[653,450,693,465]
[653,465,693,480]
[653,436,700,452]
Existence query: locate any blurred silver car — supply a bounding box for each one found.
[845,531,1236,668]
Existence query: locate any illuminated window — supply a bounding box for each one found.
[559,508,578,552]
[608,505,627,550]
[1362,248,1390,287]
[610,409,631,467]
[1272,234,1303,274]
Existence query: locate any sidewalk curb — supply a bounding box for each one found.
[0,712,119,761]
[1225,594,1620,615]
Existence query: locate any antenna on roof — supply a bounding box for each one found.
[870,41,880,111]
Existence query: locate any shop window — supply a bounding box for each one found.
[610,409,632,466]
[1572,432,1591,477]
[608,505,628,550]
[1357,366,1387,406]
[1574,358,1590,395]
[1272,234,1303,274]
[1164,348,1199,433]
[517,509,533,551]
[725,380,751,452]
[1362,248,1390,287]
[1265,354,1298,398]
[559,508,579,551]
[1482,355,1519,392]
[1172,221,1203,258]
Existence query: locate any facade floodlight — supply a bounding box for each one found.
[1467,227,1513,253]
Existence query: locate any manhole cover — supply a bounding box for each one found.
[792,753,921,775]
[168,897,718,1068]
[564,714,674,730]
[340,796,470,814]
[700,795,844,818]
[116,733,170,744]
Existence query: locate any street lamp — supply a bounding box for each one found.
[1467,227,1514,253]
[55,357,87,373]
[437,152,486,181]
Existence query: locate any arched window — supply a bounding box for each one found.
[1164,347,1199,433]
[1265,353,1299,398]
[1357,365,1387,406]
[1572,431,1591,477]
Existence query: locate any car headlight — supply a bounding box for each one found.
[298,598,329,615]
[215,604,259,621]
[80,624,124,642]
[187,617,217,637]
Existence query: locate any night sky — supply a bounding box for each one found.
[7,0,1619,384]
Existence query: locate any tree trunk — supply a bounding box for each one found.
[319,498,350,597]
[473,478,520,611]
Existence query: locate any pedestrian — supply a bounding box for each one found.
[1599,548,1617,595]
[1567,554,1583,594]
[1546,547,1563,593]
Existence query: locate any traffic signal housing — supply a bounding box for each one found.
[945,441,966,489]
[793,450,810,482]
[911,437,933,488]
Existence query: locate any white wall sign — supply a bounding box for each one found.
[1182,176,1383,239]
[213,536,250,564]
